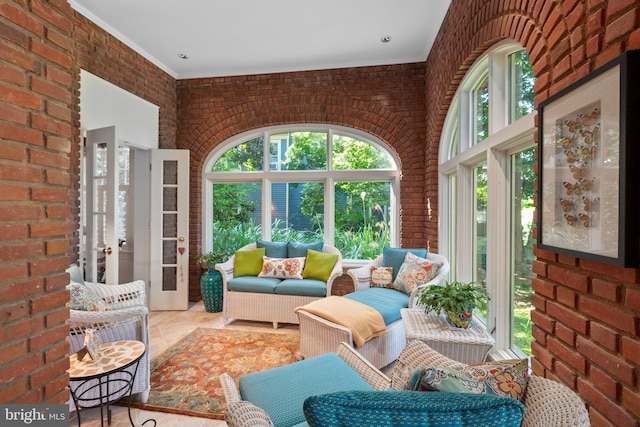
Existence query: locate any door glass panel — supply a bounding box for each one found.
[511,148,535,356]
[334,181,390,259]
[95,142,107,176]
[473,164,488,316]
[163,187,177,211]
[163,213,177,238]
[163,160,178,184]
[162,267,177,291]
[271,182,324,241]
[270,132,327,171]
[163,240,177,264]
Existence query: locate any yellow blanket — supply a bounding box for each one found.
[295,296,386,348]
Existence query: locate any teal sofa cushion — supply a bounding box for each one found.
[257,240,289,258]
[239,352,373,427]
[276,279,327,297]
[343,287,409,325]
[382,247,427,281]
[303,390,525,427]
[228,277,280,293]
[288,241,324,258]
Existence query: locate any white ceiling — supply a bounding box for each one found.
[69,0,451,80]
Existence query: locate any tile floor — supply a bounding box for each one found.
[68,301,299,427]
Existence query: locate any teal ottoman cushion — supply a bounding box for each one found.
[276,279,327,297]
[239,352,373,427]
[228,277,280,293]
[343,287,409,325]
[303,390,525,427]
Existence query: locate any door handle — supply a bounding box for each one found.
[103,247,113,255]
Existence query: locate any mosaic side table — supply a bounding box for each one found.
[69,340,154,426]
[400,308,495,364]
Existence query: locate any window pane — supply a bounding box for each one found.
[212,183,262,253]
[270,132,327,171]
[212,137,264,172]
[511,148,535,356]
[473,165,488,316]
[509,50,535,123]
[332,134,392,170]
[271,182,324,242]
[474,74,489,144]
[334,182,391,259]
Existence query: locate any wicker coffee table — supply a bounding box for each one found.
[400,308,495,364]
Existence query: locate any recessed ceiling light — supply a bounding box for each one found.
[178,53,189,59]
[381,36,392,43]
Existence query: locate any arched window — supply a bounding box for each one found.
[439,40,536,357]
[202,125,400,260]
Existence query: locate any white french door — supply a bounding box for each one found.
[149,150,190,310]
[85,126,120,285]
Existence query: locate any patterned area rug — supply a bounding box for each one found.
[128,327,300,419]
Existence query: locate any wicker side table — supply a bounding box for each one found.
[400,308,495,364]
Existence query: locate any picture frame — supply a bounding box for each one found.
[537,50,640,267]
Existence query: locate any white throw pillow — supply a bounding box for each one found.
[258,256,305,279]
[393,252,443,295]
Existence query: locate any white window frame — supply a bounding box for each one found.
[439,39,535,357]
[201,124,401,262]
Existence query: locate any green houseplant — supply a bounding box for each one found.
[416,280,490,329]
[195,251,230,271]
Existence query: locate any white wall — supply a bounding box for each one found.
[79,70,159,149]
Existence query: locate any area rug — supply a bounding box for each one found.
[128,327,300,419]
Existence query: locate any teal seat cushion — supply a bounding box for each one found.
[382,247,427,281]
[239,352,373,427]
[276,279,327,297]
[257,240,289,258]
[288,241,324,258]
[303,390,525,427]
[344,287,409,325]
[228,277,280,294]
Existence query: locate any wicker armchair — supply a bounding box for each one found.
[222,339,590,427]
[67,279,150,408]
[347,252,450,307]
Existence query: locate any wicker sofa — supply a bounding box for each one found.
[221,339,590,427]
[66,269,150,409]
[216,242,343,328]
[296,251,449,368]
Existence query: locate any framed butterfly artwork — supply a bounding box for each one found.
[537,50,640,267]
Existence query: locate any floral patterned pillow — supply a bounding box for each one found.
[406,359,529,401]
[67,282,109,311]
[393,252,443,295]
[370,266,394,288]
[258,256,305,279]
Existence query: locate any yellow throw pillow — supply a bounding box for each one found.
[302,249,338,282]
[234,248,266,277]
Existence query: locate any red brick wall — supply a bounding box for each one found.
[0,0,74,404]
[425,1,640,425]
[177,66,428,301]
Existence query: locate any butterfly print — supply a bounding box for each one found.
[579,213,594,228]
[564,149,580,164]
[560,198,574,212]
[581,130,594,144]
[570,165,585,179]
[560,136,575,149]
[583,197,600,213]
[565,119,581,132]
[563,181,582,196]
[579,108,599,126]
[564,214,578,226]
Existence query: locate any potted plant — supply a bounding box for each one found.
[195,251,229,271]
[416,280,490,329]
